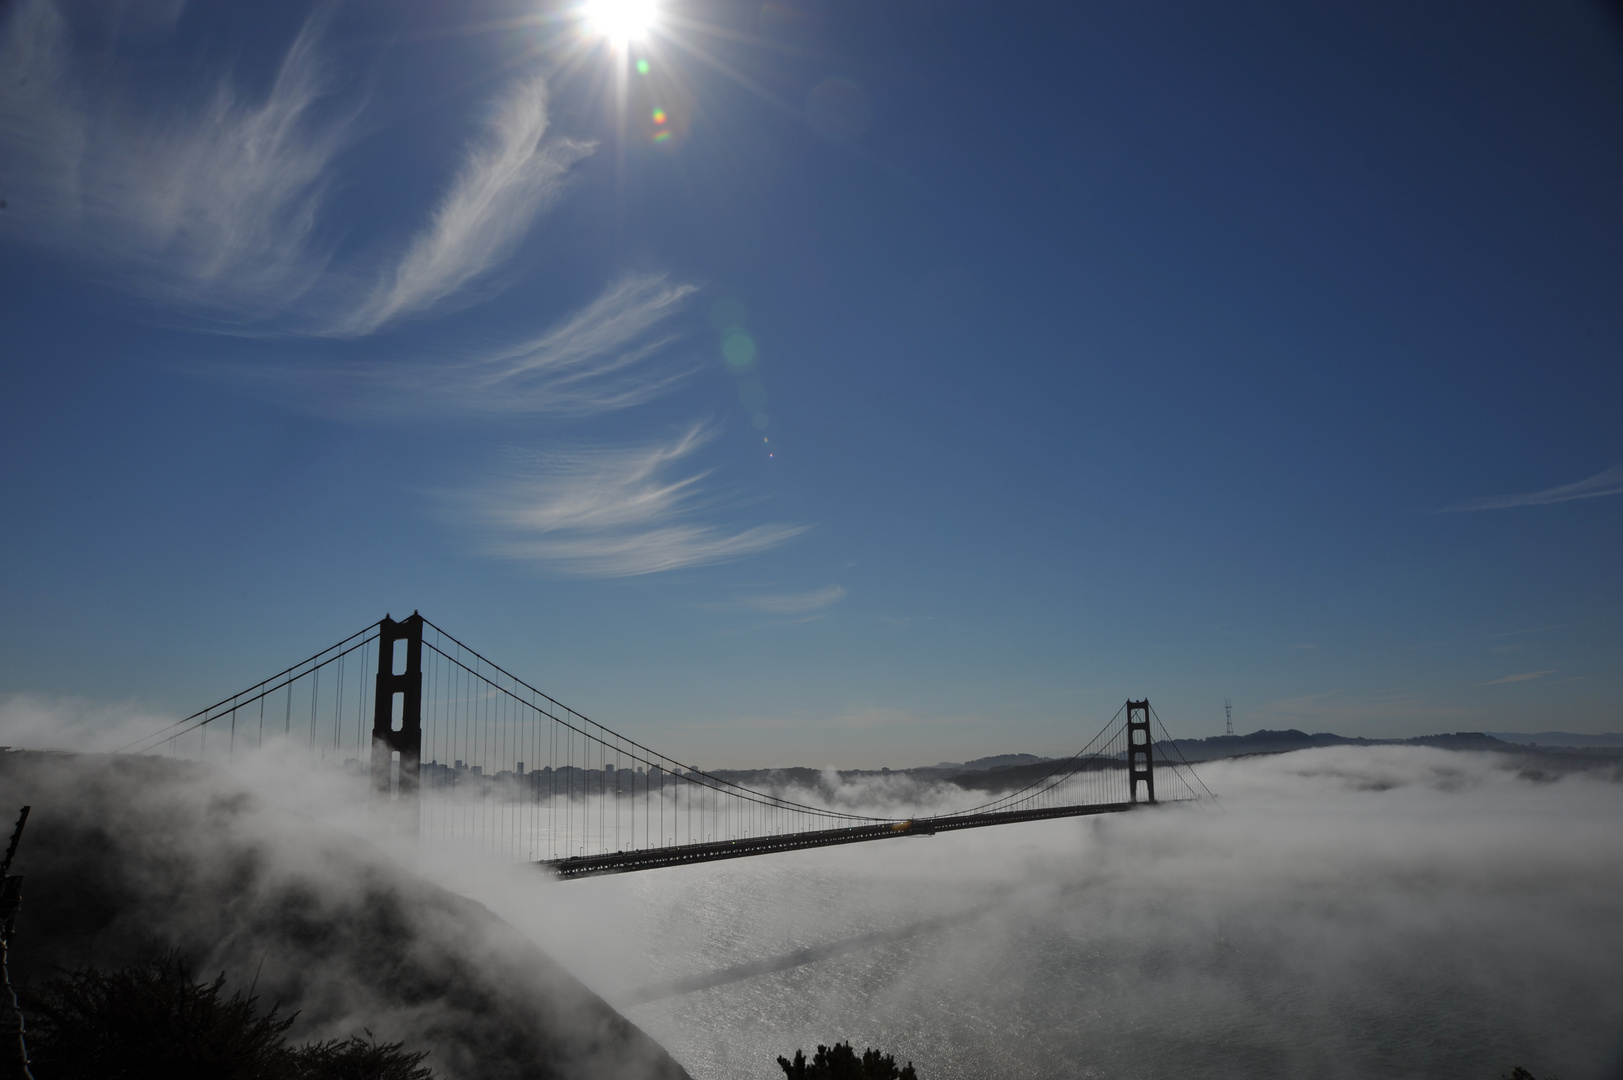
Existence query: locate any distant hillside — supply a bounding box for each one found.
[949,731,1623,793]
[1159,729,1623,759]
[696,731,1623,802]
[1486,732,1623,748]
[0,752,689,1080]
[952,754,1053,772]
[1155,728,1384,761]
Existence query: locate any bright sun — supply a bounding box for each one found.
[583,0,657,45]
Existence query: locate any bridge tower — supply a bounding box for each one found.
[1126,699,1155,804]
[370,613,423,828]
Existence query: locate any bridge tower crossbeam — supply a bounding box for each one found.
[1127,698,1155,804]
[370,613,424,828]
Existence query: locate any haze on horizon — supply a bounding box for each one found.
[2,0,1621,769]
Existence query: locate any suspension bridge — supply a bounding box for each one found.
[119,614,1212,878]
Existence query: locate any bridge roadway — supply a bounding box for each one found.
[538,800,1141,878]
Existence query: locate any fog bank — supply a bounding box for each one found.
[4,724,1618,1080]
[471,746,1623,1080]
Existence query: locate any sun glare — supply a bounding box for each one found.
[583,0,657,45]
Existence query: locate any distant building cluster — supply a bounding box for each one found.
[417,759,694,800]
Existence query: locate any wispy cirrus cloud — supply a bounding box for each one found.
[335,71,592,336]
[733,585,847,615]
[0,4,594,334]
[450,427,806,577]
[0,1,352,321]
[1440,464,1623,512]
[285,273,699,417]
[460,272,699,413]
[703,584,847,628]
[1482,670,1555,686]
[3,4,784,583]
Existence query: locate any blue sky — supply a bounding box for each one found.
[2,0,1620,766]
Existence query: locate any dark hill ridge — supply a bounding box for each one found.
[1165,727,1380,758]
[928,754,1050,772]
[956,731,1620,790]
[1154,728,1612,760]
[0,751,689,1080]
[1154,728,1508,761]
[1486,731,1623,748]
[714,730,1623,798]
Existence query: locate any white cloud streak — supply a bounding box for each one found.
[1482,670,1555,686]
[731,585,847,615]
[286,273,698,417]
[458,272,698,413]
[0,1,352,320]
[1440,463,1623,512]
[336,71,592,336]
[0,5,594,334]
[453,427,807,576]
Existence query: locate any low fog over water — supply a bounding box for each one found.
[3,700,1620,1080]
[456,747,1623,1080]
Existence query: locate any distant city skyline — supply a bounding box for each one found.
[2,0,1620,767]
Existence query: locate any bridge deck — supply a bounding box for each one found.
[538,800,1145,878]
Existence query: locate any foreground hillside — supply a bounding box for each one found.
[0,751,689,1080]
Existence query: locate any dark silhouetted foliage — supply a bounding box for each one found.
[5,955,432,1080]
[778,1041,917,1080]
[293,1034,433,1080]
[1504,1070,1558,1080]
[18,954,293,1079]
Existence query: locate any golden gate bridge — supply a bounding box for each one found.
[119,614,1213,878]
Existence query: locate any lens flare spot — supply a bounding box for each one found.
[652,108,667,125]
[653,130,672,142]
[635,58,650,75]
[723,328,757,370]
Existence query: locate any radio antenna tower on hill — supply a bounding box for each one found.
[1225,699,1233,737]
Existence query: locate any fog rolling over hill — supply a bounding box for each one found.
[488,745,1623,1080]
[2,741,1620,1080]
[0,751,688,1080]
